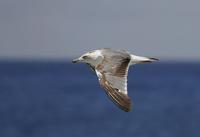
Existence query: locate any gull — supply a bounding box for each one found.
[72,48,158,112]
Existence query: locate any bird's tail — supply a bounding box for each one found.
[130,54,159,65]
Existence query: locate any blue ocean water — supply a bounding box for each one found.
[0,61,200,137]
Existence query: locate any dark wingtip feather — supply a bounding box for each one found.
[106,89,132,112]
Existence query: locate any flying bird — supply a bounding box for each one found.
[72,48,158,112]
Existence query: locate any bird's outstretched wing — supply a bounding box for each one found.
[86,63,95,73]
[96,50,132,112]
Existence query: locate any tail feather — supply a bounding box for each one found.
[130,55,159,65]
[142,57,159,63]
[149,58,159,61]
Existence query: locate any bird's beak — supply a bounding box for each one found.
[72,57,83,63]
[72,58,79,63]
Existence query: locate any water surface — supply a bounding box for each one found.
[0,61,199,137]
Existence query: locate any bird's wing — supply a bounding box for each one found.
[96,50,132,112]
[86,63,95,73]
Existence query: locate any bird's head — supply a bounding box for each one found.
[72,50,102,66]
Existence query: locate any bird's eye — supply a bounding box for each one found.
[82,56,88,59]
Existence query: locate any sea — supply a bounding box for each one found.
[0,61,199,137]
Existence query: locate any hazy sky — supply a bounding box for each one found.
[0,0,200,60]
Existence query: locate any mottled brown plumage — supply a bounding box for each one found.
[99,73,131,112]
[96,50,132,112]
[72,48,158,112]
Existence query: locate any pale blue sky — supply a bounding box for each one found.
[0,0,200,60]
